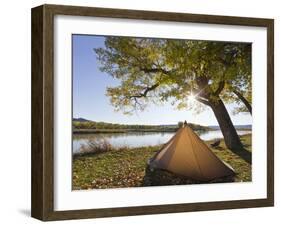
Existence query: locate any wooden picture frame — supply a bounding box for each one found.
[31,4,274,221]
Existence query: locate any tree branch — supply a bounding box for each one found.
[196,97,210,106]
[128,83,159,99]
[233,89,252,115]
[140,67,173,75]
[214,81,225,96]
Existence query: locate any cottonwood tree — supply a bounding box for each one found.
[95,37,251,155]
[221,44,252,115]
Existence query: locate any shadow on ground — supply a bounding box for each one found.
[211,142,252,165]
[231,147,252,165]
[141,166,235,187]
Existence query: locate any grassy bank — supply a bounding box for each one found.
[73,134,252,190]
[73,128,177,134]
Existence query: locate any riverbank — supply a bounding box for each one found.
[72,134,252,189]
[73,128,178,134]
[73,120,211,134]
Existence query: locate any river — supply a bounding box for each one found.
[73,130,251,153]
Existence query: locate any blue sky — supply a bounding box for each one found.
[72,35,252,126]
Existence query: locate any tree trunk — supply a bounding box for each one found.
[233,90,252,115]
[208,98,251,164]
[209,98,243,150]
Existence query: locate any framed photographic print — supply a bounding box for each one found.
[31,4,274,221]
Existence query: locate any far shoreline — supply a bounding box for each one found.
[73,128,251,135]
[73,128,211,134]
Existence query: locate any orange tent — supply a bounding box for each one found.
[149,122,235,181]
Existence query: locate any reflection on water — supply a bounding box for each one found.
[73,130,251,153]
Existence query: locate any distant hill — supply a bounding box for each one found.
[73,117,91,122]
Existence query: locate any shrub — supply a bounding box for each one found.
[79,139,114,154]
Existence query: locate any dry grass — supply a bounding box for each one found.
[77,138,115,155]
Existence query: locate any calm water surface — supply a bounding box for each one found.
[73,130,251,153]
